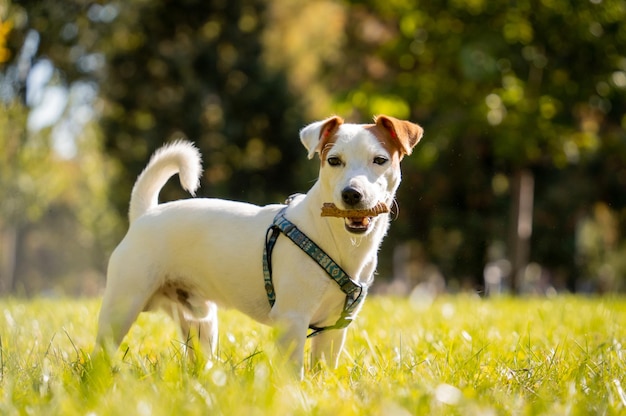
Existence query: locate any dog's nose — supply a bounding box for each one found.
[341,187,363,206]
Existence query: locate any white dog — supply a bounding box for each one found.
[95,115,423,376]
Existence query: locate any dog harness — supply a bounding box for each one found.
[263,207,366,338]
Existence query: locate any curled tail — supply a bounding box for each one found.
[128,140,202,223]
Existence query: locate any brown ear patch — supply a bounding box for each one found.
[317,116,344,163]
[374,115,423,156]
[320,116,343,140]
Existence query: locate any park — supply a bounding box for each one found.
[1,0,625,414]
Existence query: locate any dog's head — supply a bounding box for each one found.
[300,115,423,235]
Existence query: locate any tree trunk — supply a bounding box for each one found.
[0,225,18,294]
[508,169,534,294]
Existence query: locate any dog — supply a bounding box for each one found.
[95,115,423,377]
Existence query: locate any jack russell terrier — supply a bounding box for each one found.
[95,115,423,377]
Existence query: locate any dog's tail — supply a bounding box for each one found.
[128,140,202,224]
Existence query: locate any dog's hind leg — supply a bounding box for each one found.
[94,252,158,355]
[172,301,219,360]
[95,283,149,355]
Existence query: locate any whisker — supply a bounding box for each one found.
[390,198,400,220]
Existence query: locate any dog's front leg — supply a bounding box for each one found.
[272,312,309,378]
[310,328,348,370]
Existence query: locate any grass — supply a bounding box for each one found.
[0,295,625,415]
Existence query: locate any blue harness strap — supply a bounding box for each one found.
[263,207,366,338]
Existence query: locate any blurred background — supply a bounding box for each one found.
[0,0,625,297]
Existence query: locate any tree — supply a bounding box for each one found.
[3,0,625,295]
[329,0,626,292]
[0,1,121,294]
[0,0,310,293]
[93,0,307,214]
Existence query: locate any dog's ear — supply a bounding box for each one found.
[300,116,344,159]
[375,115,423,156]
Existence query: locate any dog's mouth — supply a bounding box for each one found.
[344,216,372,234]
[320,202,389,234]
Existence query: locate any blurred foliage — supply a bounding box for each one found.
[0,0,122,294]
[0,0,625,294]
[262,0,346,118]
[0,98,121,294]
[327,0,626,290]
[0,16,10,63]
[93,0,308,209]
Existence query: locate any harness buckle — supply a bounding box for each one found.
[333,314,353,329]
[341,280,359,295]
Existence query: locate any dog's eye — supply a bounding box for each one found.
[373,156,388,165]
[327,156,343,166]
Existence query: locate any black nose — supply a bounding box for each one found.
[341,187,363,206]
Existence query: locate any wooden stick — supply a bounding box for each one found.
[320,202,390,218]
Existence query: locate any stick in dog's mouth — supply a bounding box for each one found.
[320,202,390,218]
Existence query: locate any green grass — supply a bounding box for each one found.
[1,295,625,415]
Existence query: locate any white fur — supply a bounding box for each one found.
[128,140,202,223]
[96,116,420,377]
